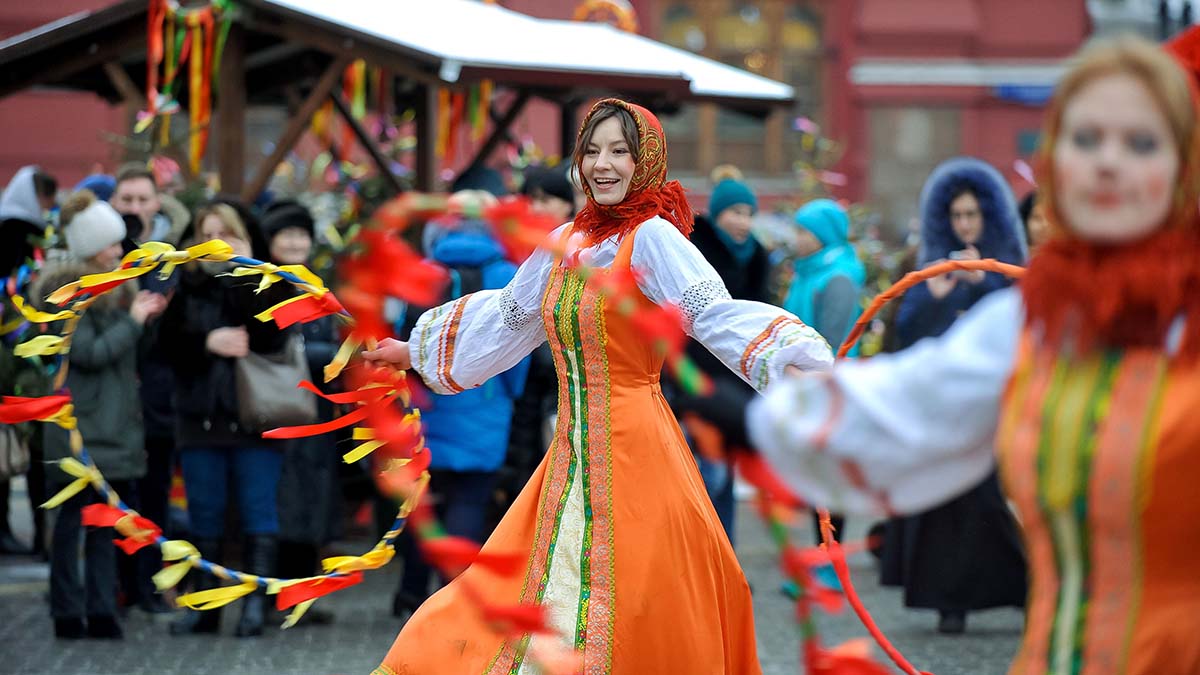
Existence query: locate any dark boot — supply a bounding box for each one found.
[54,618,86,639]
[169,538,223,635]
[234,535,277,638]
[86,614,124,639]
[938,609,967,634]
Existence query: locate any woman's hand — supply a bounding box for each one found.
[206,326,250,358]
[952,245,985,283]
[130,291,168,325]
[926,269,958,299]
[362,338,412,370]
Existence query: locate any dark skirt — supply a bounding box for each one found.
[879,472,1028,612]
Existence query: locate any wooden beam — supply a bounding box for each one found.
[0,19,144,100]
[217,22,247,195]
[464,91,530,171]
[241,55,351,203]
[101,62,140,104]
[329,91,404,195]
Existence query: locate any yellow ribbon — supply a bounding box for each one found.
[321,546,394,574]
[343,439,386,464]
[281,599,316,629]
[45,404,77,430]
[153,560,194,592]
[324,334,362,383]
[41,458,100,508]
[176,581,258,610]
[254,293,315,324]
[11,296,75,323]
[0,316,24,336]
[186,239,234,260]
[14,335,67,358]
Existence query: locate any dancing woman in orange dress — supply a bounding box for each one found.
[751,35,1200,674]
[364,99,833,674]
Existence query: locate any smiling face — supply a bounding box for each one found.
[581,116,636,206]
[1052,72,1180,244]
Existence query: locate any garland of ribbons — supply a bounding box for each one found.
[140,0,234,174]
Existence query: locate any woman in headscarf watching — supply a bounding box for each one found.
[364,98,833,674]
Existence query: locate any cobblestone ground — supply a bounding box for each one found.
[0,478,1021,675]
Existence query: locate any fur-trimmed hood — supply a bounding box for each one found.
[917,157,1028,267]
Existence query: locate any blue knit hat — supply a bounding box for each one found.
[708,178,757,219]
[74,174,116,203]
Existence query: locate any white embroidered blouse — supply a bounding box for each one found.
[747,287,1024,516]
[408,216,834,394]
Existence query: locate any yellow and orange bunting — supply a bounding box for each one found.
[176,581,259,610]
[47,404,78,431]
[14,335,68,358]
[41,458,102,509]
[232,263,327,296]
[11,296,75,324]
[321,545,394,574]
[280,599,316,629]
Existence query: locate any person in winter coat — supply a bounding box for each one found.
[784,199,866,354]
[673,174,771,544]
[880,157,1029,634]
[391,192,531,619]
[0,165,57,557]
[159,201,291,638]
[39,190,167,639]
[261,201,342,625]
[782,198,867,544]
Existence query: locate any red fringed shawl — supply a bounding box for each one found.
[571,98,694,244]
[1021,228,1200,358]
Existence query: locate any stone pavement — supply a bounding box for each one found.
[0,478,1022,675]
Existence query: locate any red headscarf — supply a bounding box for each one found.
[571,98,693,244]
[1020,31,1200,358]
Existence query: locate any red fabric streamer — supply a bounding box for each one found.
[262,394,396,439]
[0,395,71,423]
[275,571,364,610]
[270,292,345,328]
[484,197,564,263]
[81,504,162,554]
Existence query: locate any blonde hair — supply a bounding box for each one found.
[192,203,249,245]
[60,189,98,227]
[1038,35,1200,231]
[709,164,744,185]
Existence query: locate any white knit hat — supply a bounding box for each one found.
[65,201,126,261]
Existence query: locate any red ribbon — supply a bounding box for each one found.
[81,504,162,555]
[271,293,346,329]
[275,571,363,610]
[0,395,71,423]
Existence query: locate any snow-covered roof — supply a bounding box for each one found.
[264,0,793,103]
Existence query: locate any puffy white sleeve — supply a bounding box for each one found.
[408,225,563,394]
[747,288,1023,516]
[631,217,834,391]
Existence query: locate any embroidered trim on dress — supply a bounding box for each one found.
[679,279,731,331]
[501,285,537,333]
[436,296,470,394]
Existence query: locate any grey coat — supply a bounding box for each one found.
[38,262,146,484]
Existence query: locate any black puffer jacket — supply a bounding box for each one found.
[159,266,293,448]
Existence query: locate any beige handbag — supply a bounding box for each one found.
[234,333,317,433]
[0,424,30,480]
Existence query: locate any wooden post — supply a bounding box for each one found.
[414,83,438,191]
[330,92,404,194]
[241,55,351,202]
[560,98,578,160]
[217,22,246,195]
